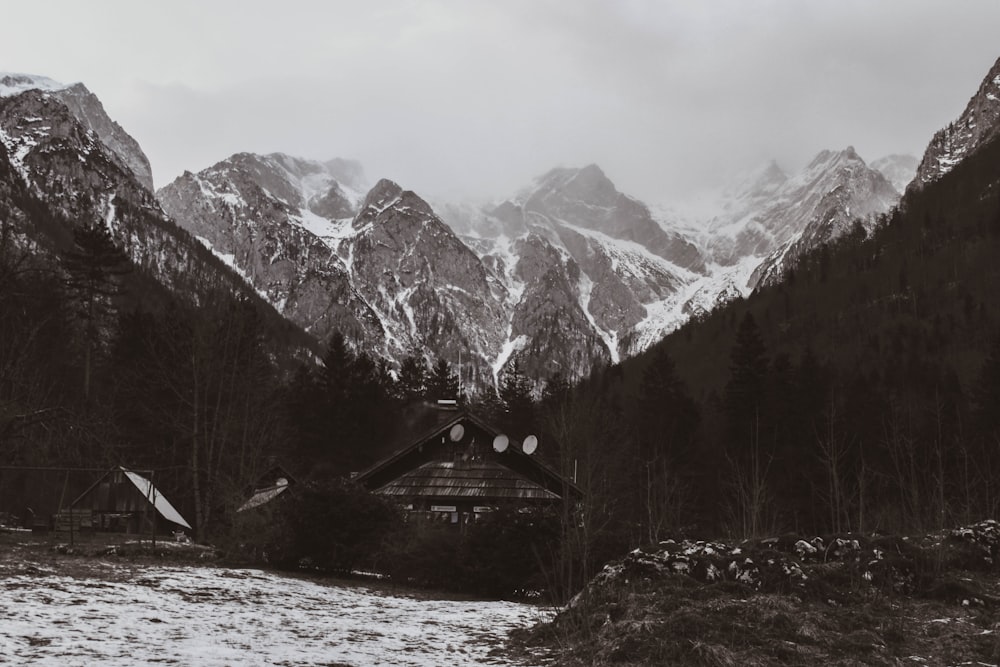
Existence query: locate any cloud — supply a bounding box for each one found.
[2,0,999,206]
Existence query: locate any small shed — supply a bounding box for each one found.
[355,410,581,525]
[69,467,192,534]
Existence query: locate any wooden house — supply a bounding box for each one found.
[355,409,581,525]
[68,467,192,534]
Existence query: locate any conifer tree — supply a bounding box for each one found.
[62,220,130,400]
[427,358,460,401]
[397,354,429,401]
[500,359,535,436]
[724,312,769,439]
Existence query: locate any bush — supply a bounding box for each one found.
[233,489,563,598]
[462,506,561,597]
[381,524,463,589]
[237,479,402,573]
[382,506,561,598]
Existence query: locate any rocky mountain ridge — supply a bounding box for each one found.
[910,56,1000,192]
[10,58,1000,390]
[157,144,918,387]
[750,148,900,288]
[0,73,154,191]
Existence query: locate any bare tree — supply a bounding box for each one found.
[725,411,774,539]
[816,404,855,533]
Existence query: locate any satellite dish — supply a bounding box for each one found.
[275,477,289,487]
[523,435,538,455]
[493,434,509,453]
[449,424,465,442]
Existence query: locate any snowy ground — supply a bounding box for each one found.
[0,552,551,666]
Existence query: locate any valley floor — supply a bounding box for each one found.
[0,536,551,666]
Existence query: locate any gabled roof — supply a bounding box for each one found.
[121,469,192,530]
[70,466,192,530]
[375,460,559,501]
[355,409,582,499]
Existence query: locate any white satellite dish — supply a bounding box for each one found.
[275,477,289,487]
[493,434,509,453]
[449,424,465,442]
[523,435,538,455]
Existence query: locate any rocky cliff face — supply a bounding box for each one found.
[461,165,706,373]
[347,179,507,384]
[160,156,512,386]
[910,56,1000,192]
[157,153,381,347]
[0,73,154,191]
[51,83,155,192]
[160,155,714,384]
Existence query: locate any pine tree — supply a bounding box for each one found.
[397,354,429,401]
[541,371,571,408]
[62,220,130,400]
[724,312,769,436]
[320,331,356,404]
[427,358,459,401]
[500,359,535,436]
[973,332,1000,436]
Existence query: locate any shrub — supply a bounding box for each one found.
[238,479,402,573]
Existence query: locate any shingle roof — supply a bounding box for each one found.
[374,460,559,501]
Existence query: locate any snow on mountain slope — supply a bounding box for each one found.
[751,148,899,288]
[628,256,759,353]
[158,153,385,349]
[518,164,706,273]
[706,148,884,266]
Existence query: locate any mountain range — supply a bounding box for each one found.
[4,55,1000,390]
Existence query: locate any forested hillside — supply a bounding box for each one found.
[526,129,1000,563]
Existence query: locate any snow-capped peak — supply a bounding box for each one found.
[0,73,71,98]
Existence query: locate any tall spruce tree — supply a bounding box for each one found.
[397,354,429,401]
[500,359,536,436]
[427,358,460,401]
[62,220,130,400]
[724,312,770,441]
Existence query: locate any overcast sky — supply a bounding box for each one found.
[2,0,999,206]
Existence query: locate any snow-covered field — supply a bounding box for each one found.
[0,555,550,666]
